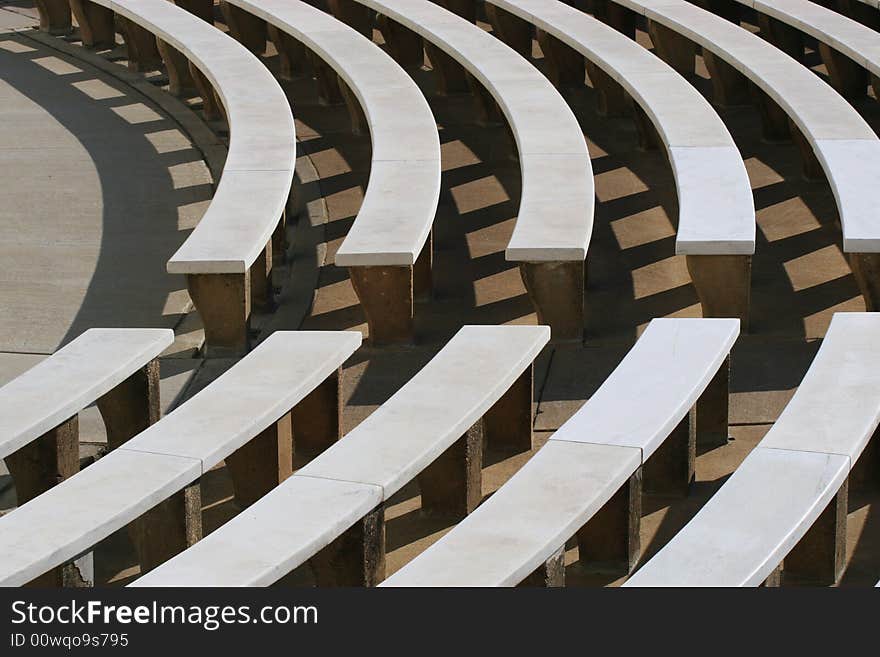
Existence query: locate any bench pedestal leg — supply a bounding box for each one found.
[326,0,374,39]
[189,62,225,121]
[220,1,266,55]
[118,18,162,72]
[589,1,636,39]
[339,79,369,136]
[267,25,308,80]
[226,413,293,509]
[694,354,730,449]
[35,0,71,35]
[818,43,867,101]
[187,272,250,358]
[6,416,88,587]
[414,230,433,302]
[69,0,116,50]
[156,40,196,97]
[250,243,275,313]
[272,210,288,265]
[850,253,880,312]
[418,420,483,518]
[704,0,741,23]
[758,14,804,63]
[762,565,782,587]
[753,87,791,143]
[348,265,414,346]
[135,483,202,574]
[172,0,215,23]
[468,73,505,126]
[783,478,847,586]
[536,29,585,89]
[850,427,879,491]
[633,104,661,151]
[376,15,423,71]
[436,0,476,22]
[310,504,386,586]
[647,20,695,77]
[310,54,344,106]
[483,365,534,454]
[789,121,825,182]
[686,254,751,330]
[291,368,343,456]
[425,42,470,95]
[576,468,642,574]
[96,360,161,451]
[703,50,751,109]
[519,261,585,343]
[484,4,533,59]
[518,546,566,587]
[586,62,631,118]
[643,414,694,497]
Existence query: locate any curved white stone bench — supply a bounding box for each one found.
[219,0,441,346]
[0,328,171,585]
[0,331,360,586]
[485,0,754,326]
[626,312,880,587]
[131,324,549,586]
[68,0,296,356]
[382,317,739,586]
[605,0,880,312]
[329,0,594,341]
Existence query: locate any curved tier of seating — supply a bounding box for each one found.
[0,331,360,586]
[131,325,548,586]
[604,0,880,312]
[382,317,738,586]
[66,0,296,357]
[626,312,880,587]
[219,0,441,346]
[484,0,754,325]
[332,0,594,341]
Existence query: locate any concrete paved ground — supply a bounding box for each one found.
[1,4,877,586]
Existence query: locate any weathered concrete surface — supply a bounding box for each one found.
[0,31,210,354]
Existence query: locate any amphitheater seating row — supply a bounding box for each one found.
[600,0,880,313]
[53,0,296,357]
[0,331,360,586]
[131,325,548,586]
[383,317,738,586]
[219,0,441,346]
[627,312,880,587]
[484,0,755,324]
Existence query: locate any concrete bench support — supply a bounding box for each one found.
[585,61,631,118]
[535,29,585,89]
[418,421,483,518]
[818,43,867,101]
[783,478,848,585]
[647,19,695,77]
[226,413,293,509]
[188,62,224,121]
[685,254,751,329]
[693,354,730,449]
[95,361,161,451]
[348,265,414,346]
[326,0,374,38]
[589,0,637,39]
[576,469,642,574]
[520,262,584,343]
[424,42,470,95]
[703,50,750,108]
[483,365,534,453]
[35,0,72,35]
[789,122,825,181]
[156,40,197,96]
[643,415,694,498]
[309,504,386,586]
[186,272,250,357]
[69,0,116,49]
[519,546,565,587]
[757,14,804,63]
[753,88,790,143]
[484,4,533,58]
[849,253,880,312]
[268,25,308,80]
[118,18,163,72]
[220,1,267,55]
[290,367,343,456]
[249,242,274,313]
[376,15,423,70]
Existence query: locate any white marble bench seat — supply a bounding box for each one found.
[626,312,880,586]
[0,331,360,586]
[218,0,441,347]
[381,317,738,586]
[67,0,296,357]
[327,0,594,341]
[131,324,549,586]
[485,0,754,326]
[605,0,880,313]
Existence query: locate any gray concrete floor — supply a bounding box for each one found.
[1,4,878,586]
